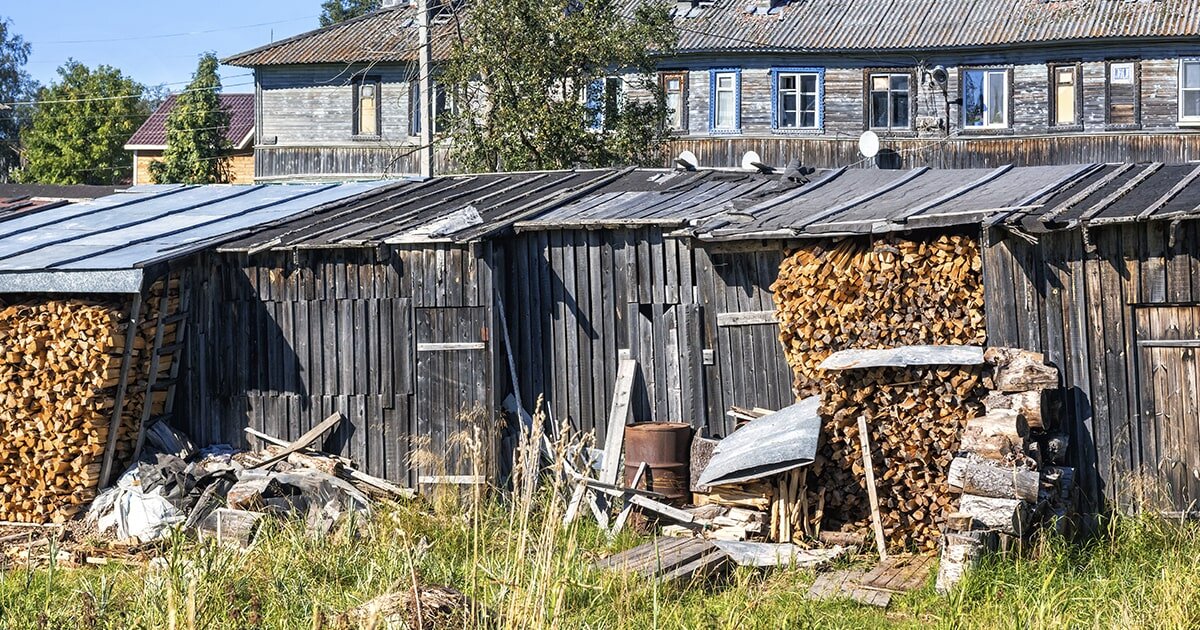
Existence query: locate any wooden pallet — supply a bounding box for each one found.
[807,569,893,607]
[859,554,935,594]
[594,537,732,583]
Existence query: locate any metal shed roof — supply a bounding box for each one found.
[218,170,619,251]
[0,181,392,293]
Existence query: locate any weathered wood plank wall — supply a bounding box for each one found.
[177,242,498,487]
[502,229,794,444]
[984,221,1200,514]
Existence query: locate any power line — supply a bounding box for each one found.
[29,16,320,46]
[1,80,255,108]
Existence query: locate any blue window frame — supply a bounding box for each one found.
[708,68,741,134]
[771,67,824,131]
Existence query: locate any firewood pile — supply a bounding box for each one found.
[0,278,178,523]
[771,235,986,398]
[771,235,988,552]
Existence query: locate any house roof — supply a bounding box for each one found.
[223,6,454,67]
[0,183,126,202]
[124,93,256,151]
[0,181,392,293]
[670,0,1200,53]
[224,0,1200,67]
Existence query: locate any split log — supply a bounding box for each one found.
[983,391,1045,430]
[960,410,1028,461]
[958,494,1030,536]
[948,457,1039,502]
[985,348,1059,392]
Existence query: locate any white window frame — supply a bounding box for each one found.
[1180,59,1200,124]
[962,68,1010,129]
[709,69,741,133]
[773,70,821,131]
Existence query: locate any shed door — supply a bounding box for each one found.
[1136,305,1200,510]
[627,303,704,426]
[414,306,492,478]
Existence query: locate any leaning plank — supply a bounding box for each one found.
[857,416,888,561]
[609,462,649,537]
[251,412,344,470]
[600,360,638,486]
[568,471,670,499]
[586,483,695,524]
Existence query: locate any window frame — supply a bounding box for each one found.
[1047,62,1084,131]
[770,67,824,133]
[352,75,382,139]
[708,68,742,134]
[585,76,623,131]
[863,68,916,134]
[1179,58,1200,125]
[959,66,1012,131]
[409,81,452,136]
[660,71,689,133]
[1104,58,1142,130]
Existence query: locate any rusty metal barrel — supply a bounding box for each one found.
[623,422,693,502]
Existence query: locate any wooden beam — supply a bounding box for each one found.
[857,415,888,561]
[715,310,778,327]
[244,426,415,499]
[250,412,344,470]
[600,359,638,487]
[609,462,648,538]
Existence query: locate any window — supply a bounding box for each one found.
[409,82,452,135]
[1106,60,1140,128]
[962,69,1009,129]
[867,72,911,131]
[772,68,822,130]
[1180,60,1200,122]
[661,72,687,132]
[709,69,741,133]
[1049,64,1081,128]
[586,77,622,130]
[353,77,381,137]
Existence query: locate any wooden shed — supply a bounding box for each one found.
[180,171,617,487]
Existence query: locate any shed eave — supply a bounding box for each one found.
[0,269,144,294]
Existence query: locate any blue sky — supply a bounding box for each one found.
[4,2,324,94]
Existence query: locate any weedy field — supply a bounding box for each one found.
[1,487,1199,630]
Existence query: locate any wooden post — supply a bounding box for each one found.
[416,0,433,178]
[857,415,888,561]
[599,360,638,486]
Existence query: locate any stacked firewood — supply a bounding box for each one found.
[771,235,988,552]
[771,235,985,397]
[0,299,128,522]
[0,279,179,523]
[937,348,1074,592]
[816,365,985,552]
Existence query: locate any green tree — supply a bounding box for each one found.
[443,0,676,172]
[16,61,146,185]
[149,53,231,185]
[0,17,37,180]
[319,0,380,26]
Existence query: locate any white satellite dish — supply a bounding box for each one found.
[741,150,762,170]
[677,150,699,170]
[858,131,880,158]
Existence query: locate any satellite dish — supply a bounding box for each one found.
[741,150,762,170]
[858,131,880,159]
[677,150,699,170]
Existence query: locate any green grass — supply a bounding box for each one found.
[2,493,1200,630]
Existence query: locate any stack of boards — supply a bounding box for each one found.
[0,278,179,523]
[772,235,988,552]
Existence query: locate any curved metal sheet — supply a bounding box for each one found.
[697,396,821,487]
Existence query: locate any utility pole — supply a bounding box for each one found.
[417,0,434,178]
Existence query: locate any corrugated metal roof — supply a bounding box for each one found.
[226,0,1200,67]
[218,170,619,251]
[671,0,1200,53]
[125,94,256,150]
[0,181,393,293]
[223,6,455,67]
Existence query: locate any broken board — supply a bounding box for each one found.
[859,554,935,594]
[594,536,731,583]
[807,569,893,607]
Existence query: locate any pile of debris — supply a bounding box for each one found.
[86,412,411,550]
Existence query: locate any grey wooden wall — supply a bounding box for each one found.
[501,229,795,445]
[984,220,1200,514]
[177,242,499,487]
